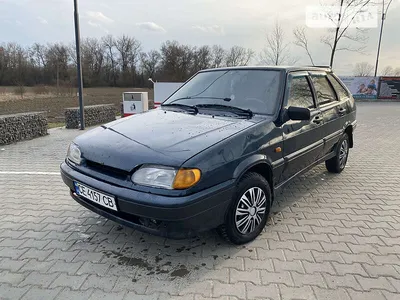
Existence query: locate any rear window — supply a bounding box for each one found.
[164,69,282,115]
[327,74,350,99]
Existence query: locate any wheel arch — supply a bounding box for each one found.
[233,155,275,200]
[344,124,354,148]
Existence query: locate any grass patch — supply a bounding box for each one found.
[48,122,65,129]
[0,87,153,123]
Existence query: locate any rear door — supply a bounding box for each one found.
[280,72,324,183]
[327,72,353,127]
[309,71,346,158]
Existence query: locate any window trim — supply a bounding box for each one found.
[284,72,317,110]
[309,73,338,107]
[326,73,350,101]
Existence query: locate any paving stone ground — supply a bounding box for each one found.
[1,102,400,300]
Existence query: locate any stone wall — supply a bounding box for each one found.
[65,104,116,129]
[0,112,48,145]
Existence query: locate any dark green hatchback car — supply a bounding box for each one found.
[61,66,356,244]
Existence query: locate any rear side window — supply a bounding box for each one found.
[287,76,315,109]
[311,75,337,105]
[327,74,350,100]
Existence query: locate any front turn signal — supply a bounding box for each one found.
[172,168,201,189]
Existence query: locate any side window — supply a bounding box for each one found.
[327,74,350,100]
[311,75,337,105]
[287,76,315,109]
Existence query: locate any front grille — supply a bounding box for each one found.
[85,160,130,179]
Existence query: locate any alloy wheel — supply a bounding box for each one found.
[235,187,267,235]
[339,139,349,168]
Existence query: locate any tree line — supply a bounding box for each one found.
[1,32,399,91]
[0,36,254,89]
[353,62,400,77]
[1,0,399,89]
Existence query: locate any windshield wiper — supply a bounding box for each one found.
[161,103,198,114]
[188,96,232,102]
[168,96,231,104]
[195,104,253,118]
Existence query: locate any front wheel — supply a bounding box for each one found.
[217,172,271,245]
[325,133,350,173]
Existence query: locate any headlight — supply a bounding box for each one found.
[67,142,82,165]
[131,165,201,190]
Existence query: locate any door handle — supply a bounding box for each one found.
[312,115,322,124]
[338,107,346,115]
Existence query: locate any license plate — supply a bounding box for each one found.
[74,182,118,211]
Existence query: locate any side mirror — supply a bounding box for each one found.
[287,106,311,121]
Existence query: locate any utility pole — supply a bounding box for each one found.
[374,0,393,77]
[73,0,85,130]
[56,63,59,94]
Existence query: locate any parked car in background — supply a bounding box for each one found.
[60,66,357,244]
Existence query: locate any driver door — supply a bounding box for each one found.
[280,72,324,183]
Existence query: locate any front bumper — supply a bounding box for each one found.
[60,162,234,239]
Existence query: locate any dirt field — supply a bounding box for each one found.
[0,87,154,123]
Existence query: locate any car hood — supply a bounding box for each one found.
[74,109,262,171]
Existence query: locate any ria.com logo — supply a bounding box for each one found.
[306,5,378,28]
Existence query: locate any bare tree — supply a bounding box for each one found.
[29,43,48,69]
[293,26,315,65]
[102,35,118,86]
[67,42,77,65]
[159,40,193,81]
[225,46,254,67]
[381,66,394,75]
[81,38,105,85]
[178,44,195,78]
[3,43,29,86]
[192,45,212,73]
[0,45,6,85]
[46,43,70,90]
[211,45,226,68]
[115,35,141,85]
[260,21,297,66]
[353,62,374,76]
[381,66,400,76]
[321,0,372,67]
[29,43,48,84]
[114,35,130,73]
[140,50,161,79]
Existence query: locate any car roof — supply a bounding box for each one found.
[199,65,332,73]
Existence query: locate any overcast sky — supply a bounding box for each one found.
[0,0,399,75]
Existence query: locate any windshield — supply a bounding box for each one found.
[163,69,282,115]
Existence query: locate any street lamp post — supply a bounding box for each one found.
[374,0,393,77]
[73,0,85,130]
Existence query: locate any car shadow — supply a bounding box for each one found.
[69,163,340,297]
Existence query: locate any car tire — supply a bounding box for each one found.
[325,133,350,174]
[217,172,271,245]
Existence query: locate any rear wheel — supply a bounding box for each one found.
[325,133,350,173]
[217,172,271,245]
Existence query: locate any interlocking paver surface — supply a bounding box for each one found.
[0,102,400,300]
